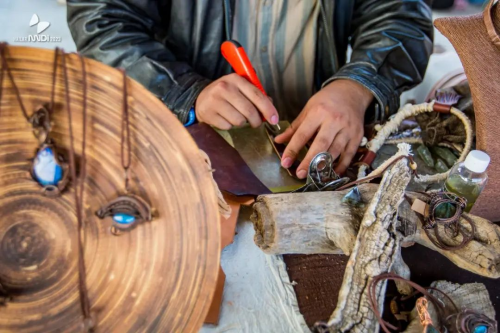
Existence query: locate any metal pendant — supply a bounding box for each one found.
[293,152,350,193]
[96,194,153,235]
[29,105,69,196]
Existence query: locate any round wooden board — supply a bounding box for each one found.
[0,46,220,332]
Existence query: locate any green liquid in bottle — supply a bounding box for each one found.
[444,174,482,212]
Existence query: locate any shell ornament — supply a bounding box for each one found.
[96,195,153,235]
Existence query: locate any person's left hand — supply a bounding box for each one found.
[274,79,373,178]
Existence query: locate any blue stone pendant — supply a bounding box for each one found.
[474,325,488,333]
[33,146,63,186]
[28,105,69,196]
[31,143,69,196]
[96,194,152,235]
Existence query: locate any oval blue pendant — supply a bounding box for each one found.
[474,325,488,333]
[112,213,136,225]
[33,146,63,186]
[97,195,153,235]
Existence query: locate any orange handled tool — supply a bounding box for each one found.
[221,40,280,130]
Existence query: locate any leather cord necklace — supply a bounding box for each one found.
[336,154,418,192]
[96,69,153,235]
[60,49,93,331]
[407,192,475,251]
[0,43,69,195]
[0,44,93,329]
[365,273,496,333]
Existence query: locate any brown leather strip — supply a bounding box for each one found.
[337,155,415,192]
[61,50,93,329]
[356,150,377,168]
[484,0,500,48]
[433,102,452,114]
[50,48,59,113]
[119,68,132,192]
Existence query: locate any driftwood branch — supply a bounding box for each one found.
[251,188,500,279]
[392,248,413,296]
[252,184,378,255]
[326,159,411,332]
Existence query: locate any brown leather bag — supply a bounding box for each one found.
[435,0,500,221]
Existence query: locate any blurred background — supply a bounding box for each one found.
[0,0,486,54]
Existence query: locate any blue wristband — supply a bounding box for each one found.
[184,107,196,127]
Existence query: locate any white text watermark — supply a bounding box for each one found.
[14,14,62,43]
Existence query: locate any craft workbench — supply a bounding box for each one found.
[200,125,499,332]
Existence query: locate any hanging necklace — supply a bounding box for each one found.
[61,49,94,331]
[96,69,153,235]
[0,43,69,196]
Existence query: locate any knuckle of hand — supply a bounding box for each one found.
[331,112,346,123]
[316,136,331,149]
[330,143,343,155]
[242,105,256,117]
[215,80,230,93]
[252,89,266,105]
[286,148,298,158]
[314,104,329,115]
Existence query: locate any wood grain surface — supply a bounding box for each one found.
[0,46,220,332]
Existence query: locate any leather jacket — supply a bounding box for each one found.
[67,0,433,124]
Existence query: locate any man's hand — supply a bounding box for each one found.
[274,79,373,178]
[195,73,279,130]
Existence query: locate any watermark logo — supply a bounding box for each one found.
[14,14,62,43]
[29,14,51,34]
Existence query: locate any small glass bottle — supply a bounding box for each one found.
[444,150,490,212]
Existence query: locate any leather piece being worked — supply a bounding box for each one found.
[264,126,300,179]
[187,123,271,196]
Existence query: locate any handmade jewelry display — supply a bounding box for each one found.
[0,43,69,195]
[96,70,153,235]
[0,45,220,332]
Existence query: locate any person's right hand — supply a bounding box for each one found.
[195,73,279,130]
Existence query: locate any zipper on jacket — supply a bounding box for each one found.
[320,0,338,73]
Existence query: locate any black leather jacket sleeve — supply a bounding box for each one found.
[323,0,433,122]
[67,0,211,124]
